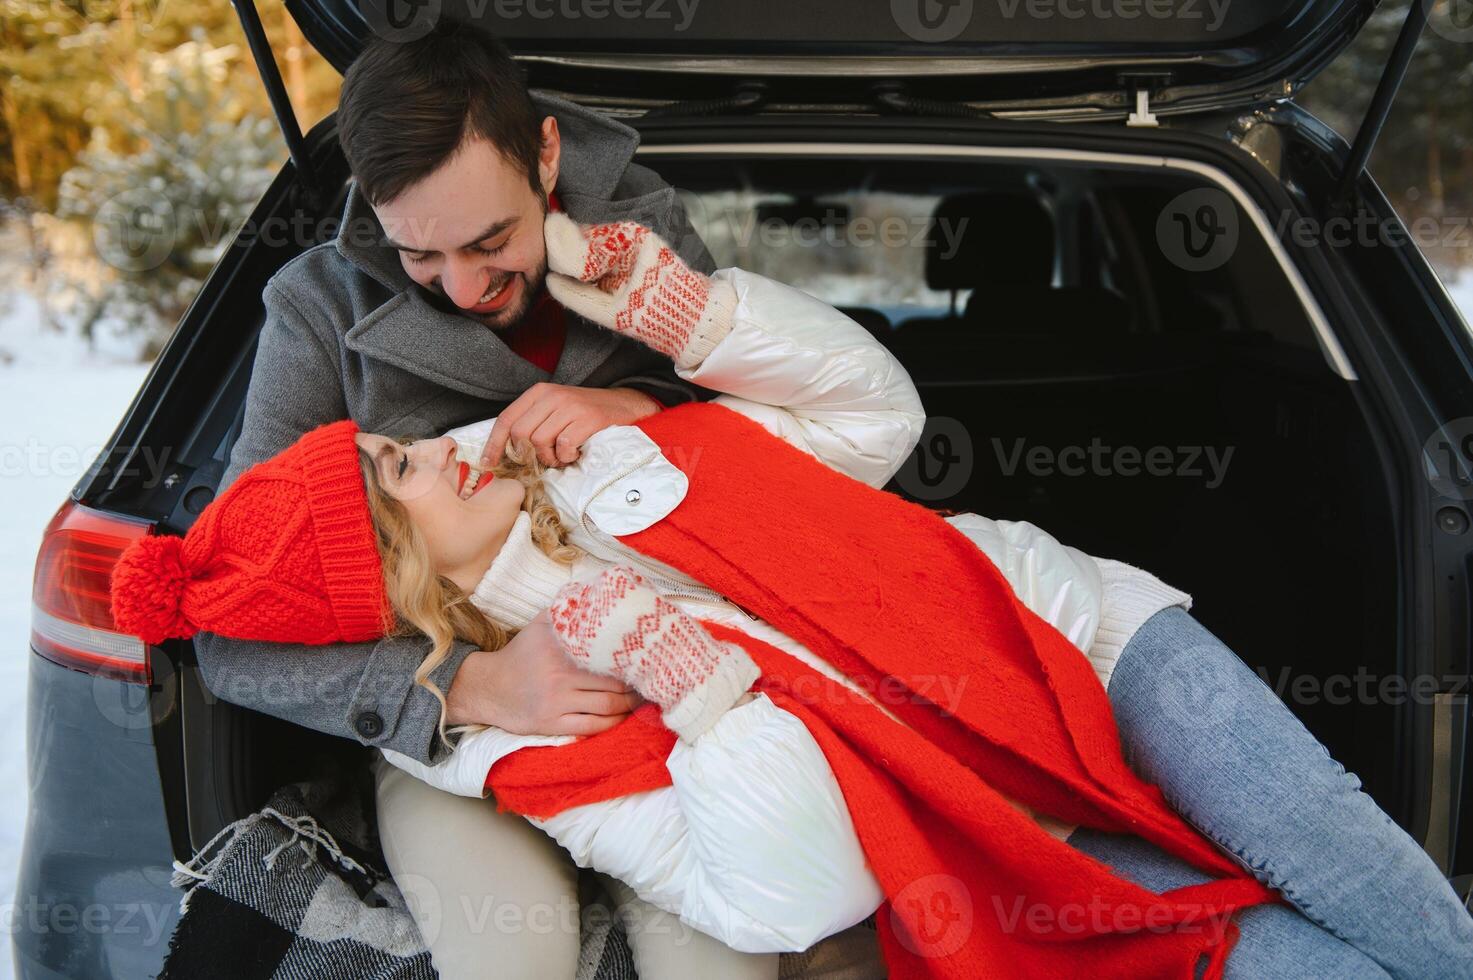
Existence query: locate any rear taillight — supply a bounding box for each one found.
[32,502,153,683]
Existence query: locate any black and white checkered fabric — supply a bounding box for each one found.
[159,781,634,980]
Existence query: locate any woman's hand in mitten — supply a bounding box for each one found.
[542,212,736,370]
[547,566,759,742]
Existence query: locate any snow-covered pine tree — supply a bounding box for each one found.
[56,31,283,357]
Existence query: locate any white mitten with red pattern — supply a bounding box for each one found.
[542,212,736,370]
[549,566,759,742]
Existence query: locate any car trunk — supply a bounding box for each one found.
[86,106,1426,863]
[55,0,1460,896]
[629,141,1402,816]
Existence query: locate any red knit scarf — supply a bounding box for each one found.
[489,402,1279,978]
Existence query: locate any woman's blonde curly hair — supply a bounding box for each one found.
[355,441,580,739]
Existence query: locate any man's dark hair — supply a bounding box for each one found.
[337,22,543,206]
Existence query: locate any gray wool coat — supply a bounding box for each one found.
[194,91,716,764]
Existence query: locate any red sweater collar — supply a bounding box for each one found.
[499,190,567,373]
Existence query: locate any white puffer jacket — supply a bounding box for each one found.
[383,267,1191,953]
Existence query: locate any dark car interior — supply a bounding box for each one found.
[180,152,1399,859]
[658,154,1400,807]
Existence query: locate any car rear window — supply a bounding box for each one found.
[681,189,960,324]
[656,154,1317,353]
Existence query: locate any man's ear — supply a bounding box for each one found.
[538,117,561,197]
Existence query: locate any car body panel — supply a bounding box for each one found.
[284,0,1375,116]
[13,656,180,980]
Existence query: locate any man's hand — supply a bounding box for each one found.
[478,382,660,470]
[444,610,643,735]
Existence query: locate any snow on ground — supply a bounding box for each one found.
[0,288,149,977]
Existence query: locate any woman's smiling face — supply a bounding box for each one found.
[355,432,527,589]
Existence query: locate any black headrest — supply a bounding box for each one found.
[925,192,1054,291]
[963,286,1131,336]
[837,306,891,338]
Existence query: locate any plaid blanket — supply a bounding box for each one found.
[159,781,634,980]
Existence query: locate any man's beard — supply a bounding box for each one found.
[421,251,549,329]
[476,253,548,331]
[442,191,551,330]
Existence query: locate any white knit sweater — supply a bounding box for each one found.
[468,511,579,630]
[1091,558,1194,690]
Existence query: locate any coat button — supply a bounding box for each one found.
[354,711,384,739]
[625,489,642,505]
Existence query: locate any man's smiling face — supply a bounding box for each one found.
[373,116,560,330]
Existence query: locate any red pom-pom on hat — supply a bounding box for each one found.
[106,420,390,647]
[110,534,193,644]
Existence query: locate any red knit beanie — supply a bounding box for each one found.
[110,420,390,646]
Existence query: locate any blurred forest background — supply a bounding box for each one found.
[0,0,341,359]
[0,0,1469,361]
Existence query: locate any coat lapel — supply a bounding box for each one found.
[344,287,548,401]
[551,317,623,386]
